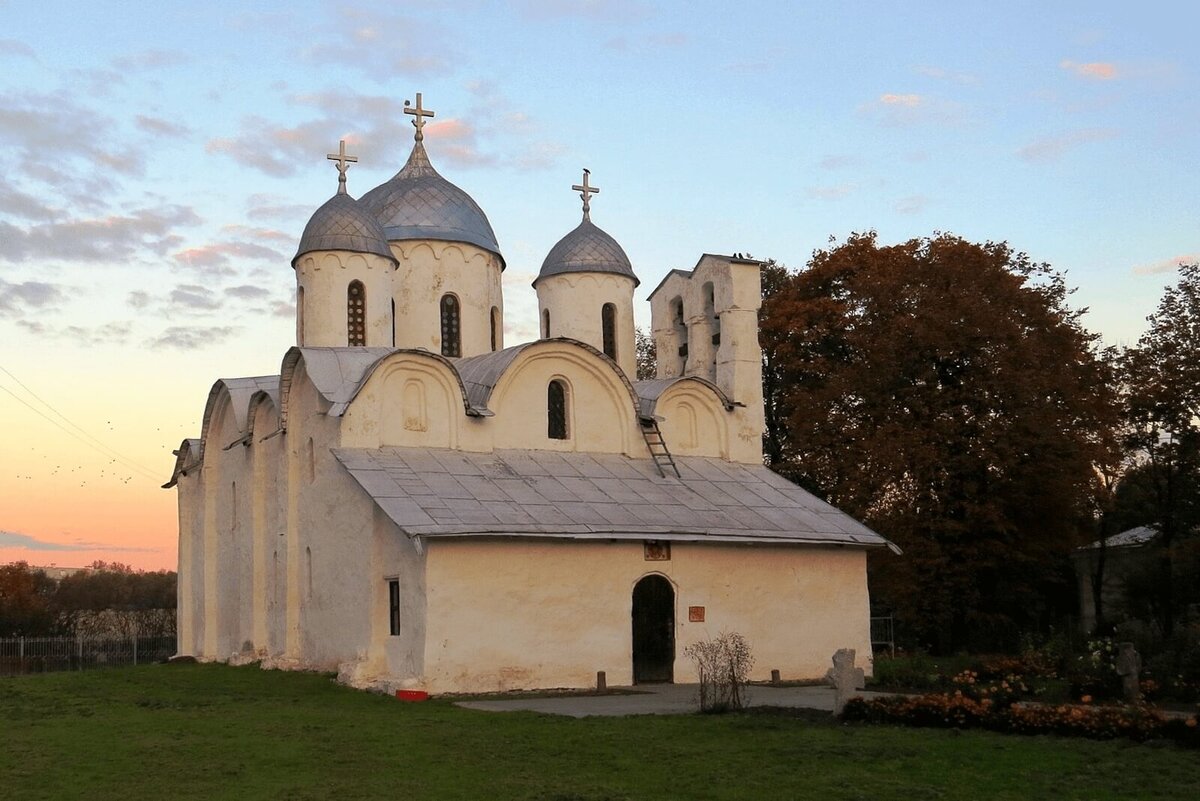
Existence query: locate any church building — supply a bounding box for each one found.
[166,94,895,693]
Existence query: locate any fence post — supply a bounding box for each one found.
[132,632,138,666]
[76,634,82,670]
[18,636,24,660]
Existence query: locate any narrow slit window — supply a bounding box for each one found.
[440,294,461,357]
[542,308,551,339]
[602,303,617,360]
[490,306,500,352]
[387,579,401,636]
[548,380,568,440]
[347,281,366,346]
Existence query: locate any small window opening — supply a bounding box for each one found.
[602,303,617,360]
[548,380,568,440]
[672,297,688,367]
[387,578,401,636]
[542,308,551,339]
[391,299,396,348]
[440,294,461,357]
[347,281,366,346]
[490,306,500,352]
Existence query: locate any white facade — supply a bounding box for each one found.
[168,104,894,693]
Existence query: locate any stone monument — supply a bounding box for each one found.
[1115,642,1142,703]
[826,648,865,715]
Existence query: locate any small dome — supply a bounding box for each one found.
[293,192,394,266]
[359,142,504,267]
[535,218,639,287]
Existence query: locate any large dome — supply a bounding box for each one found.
[535,217,638,287]
[359,141,504,267]
[293,191,394,265]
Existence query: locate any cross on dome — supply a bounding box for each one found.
[326,140,359,194]
[404,93,435,142]
[573,169,599,220]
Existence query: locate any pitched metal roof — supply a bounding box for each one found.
[1076,525,1160,551]
[359,141,503,266]
[534,217,638,287]
[633,377,734,419]
[293,191,395,265]
[333,447,897,552]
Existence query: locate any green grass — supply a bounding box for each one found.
[1,665,1197,800]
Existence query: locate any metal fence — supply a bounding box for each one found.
[0,635,177,676]
[870,615,895,656]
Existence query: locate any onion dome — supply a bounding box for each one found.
[534,169,638,287]
[293,140,394,266]
[359,140,504,267]
[292,192,394,266]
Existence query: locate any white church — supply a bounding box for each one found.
[166,94,895,694]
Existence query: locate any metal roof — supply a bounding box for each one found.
[1076,525,1160,551]
[293,192,395,265]
[333,446,897,552]
[633,377,734,419]
[359,141,504,266]
[535,217,638,287]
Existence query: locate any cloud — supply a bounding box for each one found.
[806,184,855,201]
[0,279,67,317]
[224,285,272,300]
[517,0,647,21]
[819,155,856,170]
[220,224,293,245]
[0,529,155,553]
[1060,60,1118,81]
[0,39,35,59]
[0,90,145,178]
[297,10,456,79]
[127,290,151,309]
[1133,254,1199,276]
[169,285,221,311]
[879,93,922,107]
[0,184,58,221]
[135,115,190,138]
[246,195,313,222]
[0,205,200,263]
[272,301,296,317]
[172,241,285,270]
[111,49,189,71]
[895,195,929,215]
[1017,128,1117,163]
[148,325,239,350]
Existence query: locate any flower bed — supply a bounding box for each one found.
[841,693,1200,747]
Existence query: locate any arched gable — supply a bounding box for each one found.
[485,339,643,454]
[162,438,204,489]
[199,376,279,449]
[633,376,734,420]
[341,351,470,448]
[653,379,730,459]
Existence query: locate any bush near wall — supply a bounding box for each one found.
[841,693,1200,747]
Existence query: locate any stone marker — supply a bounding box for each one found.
[771,669,781,685]
[596,670,607,692]
[825,648,865,715]
[1115,642,1142,703]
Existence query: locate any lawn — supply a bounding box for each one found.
[1,665,1196,800]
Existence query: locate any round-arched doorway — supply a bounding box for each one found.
[631,574,675,683]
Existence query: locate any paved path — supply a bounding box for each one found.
[457,683,894,718]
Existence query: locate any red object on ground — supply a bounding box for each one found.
[395,689,429,702]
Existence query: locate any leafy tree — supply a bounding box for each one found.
[760,232,1114,651]
[0,562,58,636]
[635,327,657,381]
[1118,262,1200,634]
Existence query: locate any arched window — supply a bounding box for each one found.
[490,306,500,352]
[672,297,688,372]
[347,281,366,346]
[542,308,551,339]
[440,294,461,357]
[547,380,568,440]
[601,303,617,360]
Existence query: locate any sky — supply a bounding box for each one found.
[0,0,1196,570]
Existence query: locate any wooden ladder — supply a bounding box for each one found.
[641,419,681,478]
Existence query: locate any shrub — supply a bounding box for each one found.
[841,693,1200,747]
[684,632,754,713]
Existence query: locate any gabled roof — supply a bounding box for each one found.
[333,446,898,553]
[1076,525,1160,551]
[199,376,279,447]
[162,438,204,489]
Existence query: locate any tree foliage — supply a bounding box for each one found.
[1116,262,1200,633]
[761,232,1114,650]
[634,326,657,381]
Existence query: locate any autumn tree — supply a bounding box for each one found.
[0,562,57,636]
[1118,262,1200,634]
[760,232,1114,651]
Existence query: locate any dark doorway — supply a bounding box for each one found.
[632,574,675,683]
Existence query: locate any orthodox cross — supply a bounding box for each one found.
[573,169,599,220]
[326,140,358,194]
[404,93,435,141]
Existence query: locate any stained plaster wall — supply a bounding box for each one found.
[175,468,204,657]
[365,507,427,685]
[295,251,395,347]
[421,538,873,693]
[535,272,637,378]
[390,241,504,357]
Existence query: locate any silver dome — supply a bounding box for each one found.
[535,218,639,287]
[359,142,504,268]
[293,192,394,265]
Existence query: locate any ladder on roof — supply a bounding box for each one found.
[641,419,681,479]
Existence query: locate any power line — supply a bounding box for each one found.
[0,368,165,482]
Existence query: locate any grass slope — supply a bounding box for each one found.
[1,664,1197,800]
